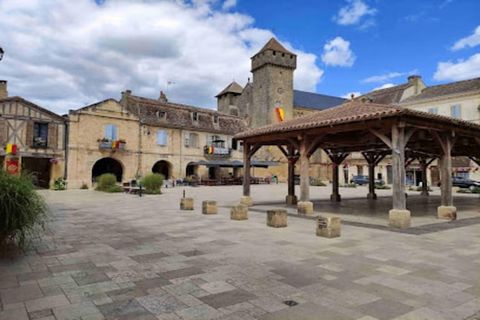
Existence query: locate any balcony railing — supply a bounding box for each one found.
[98,139,126,151]
[204,145,231,158]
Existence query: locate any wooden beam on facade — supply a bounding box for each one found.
[369,129,392,149]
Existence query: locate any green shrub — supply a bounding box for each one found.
[141,173,164,194]
[53,177,66,190]
[457,187,480,194]
[105,185,123,193]
[80,183,89,190]
[310,179,326,186]
[0,170,48,250]
[340,183,357,188]
[95,173,118,191]
[375,184,391,190]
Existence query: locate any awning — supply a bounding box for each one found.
[192,160,279,168]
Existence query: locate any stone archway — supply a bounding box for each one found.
[186,162,198,177]
[92,157,123,182]
[152,160,172,179]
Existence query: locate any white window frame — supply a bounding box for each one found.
[104,124,118,140]
[428,107,438,114]
[451,104,461,119]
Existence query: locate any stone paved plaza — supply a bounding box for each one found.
[1,185,479,320]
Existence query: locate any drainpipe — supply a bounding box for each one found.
[63,117,69,180]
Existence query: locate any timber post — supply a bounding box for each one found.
[435,132,456,220]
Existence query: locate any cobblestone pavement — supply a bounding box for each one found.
[0,185,479,320]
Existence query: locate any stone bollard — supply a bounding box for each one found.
[297,201,313,215]
[202,201,218,215]
[437,206,457,220]
[180,198,194,210]
[240,196,253,207]
[267,209,287,228]
[230,204,248,220]
[316,216,341,238]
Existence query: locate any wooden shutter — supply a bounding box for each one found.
[0,120,7,144]
[47,123,58,149]
[25,121,34,147]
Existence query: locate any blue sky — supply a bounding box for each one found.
[0,0,479,112]
[235,0,480,96]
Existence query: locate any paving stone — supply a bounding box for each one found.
[200,281,236,294]
[357,299,415,320]
[0,283,44,304]
[199,289,256,309]
[136,293,188,315]
[73,272,110,286]
[129,252,168,263]
[134,277,171,290]
[174,304,221,320]
[28,308,54,320]
[259,302,352,320]
[97,298,151,318]
[26,294,70,312]
[53,301,102,320]
[159,267,204,280]
[0,307,29,320]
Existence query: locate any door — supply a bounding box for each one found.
[21,157,51,188]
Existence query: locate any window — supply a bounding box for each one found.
[185,132,199,148]
[33,122,48,148]
[213,114,219,124]
[428,107,438,114]
[156,111,167,120]
[157,130,168,146]
[192,112,198,122]
[104,124,118,140]
[451,104,461,118]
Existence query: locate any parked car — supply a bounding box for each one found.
[350,175,385,186]
[452,176,480,190]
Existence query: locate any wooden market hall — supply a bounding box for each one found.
[235,100,480,228]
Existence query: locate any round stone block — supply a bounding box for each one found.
[240,196,253,207]
[285,195,298,205]
[267,209,287,228]
[389,209,411,229]
[202,201,218,215]
[437,206,457,220]
[230,204,248,220]
[180,198,194,210]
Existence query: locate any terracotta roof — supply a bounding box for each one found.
[215,81,244,97]
[401,77,480,103]
[0,96,65,121]
[235,100,480,139]
[359,83,412,104]
[124,95,247,135]
[255,38,294,56]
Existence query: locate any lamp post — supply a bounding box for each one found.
[0,47,4,61]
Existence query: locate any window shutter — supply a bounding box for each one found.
[25,121,34,147]
[48,123,58,149]
[232,139,238,150]
[0,120,7,144]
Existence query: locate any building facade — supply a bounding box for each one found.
[66,90,246,188]
[0,81,66,188]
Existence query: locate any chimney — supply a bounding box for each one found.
[0,80,8,99]
[158,91,168,103]
[407,75,424,95]
[120,89,131,107]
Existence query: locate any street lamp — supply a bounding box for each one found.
[0,47,4,61]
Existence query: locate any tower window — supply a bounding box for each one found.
[213,114,219,124]
[282,53,285,57]
[272,51,276,56]
[192,112,198,121]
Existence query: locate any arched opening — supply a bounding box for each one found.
[92,157,123,182]
[186,162,198,177]
[152,160,171,179]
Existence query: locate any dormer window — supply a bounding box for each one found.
[192,112,198,122]
[156,111,167,120]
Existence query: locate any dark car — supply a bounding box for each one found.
[452,176,480,190]
[351,175,385,186]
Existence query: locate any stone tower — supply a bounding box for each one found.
[216,81,243,116]
[250,38,296,128]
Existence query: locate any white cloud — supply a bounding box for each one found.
[451,26,480,51]
[362,70,418,83]
[0,0,323,114]
[334,0,376,27]
[321,37,356,67]
[433,53,480,81]
[222,0,237,10]
[372,83,395,91]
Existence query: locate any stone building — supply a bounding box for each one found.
[0,81,66,188]
[66,90,247,188]
[216,38,346,182]
[356,76,480,184]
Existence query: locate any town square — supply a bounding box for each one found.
[1,0,480,319]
